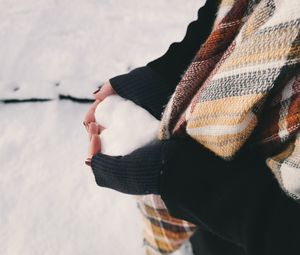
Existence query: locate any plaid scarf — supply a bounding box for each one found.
[138,0,300,254]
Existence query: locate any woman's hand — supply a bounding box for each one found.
[84,81,116,166]
[85,122,102,166]
[83,81,116,131]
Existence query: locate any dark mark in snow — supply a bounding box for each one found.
[13,87,20,91]
[1,98,51,104]
[1,95,93,104]
[55,82,60,87]
[59,94,93,103]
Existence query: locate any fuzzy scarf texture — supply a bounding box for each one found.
[138,0,300,254]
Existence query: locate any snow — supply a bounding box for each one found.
[95,95,160,156]
[0,0,202,100]
[0,0,204,254]
[0,101,144,255]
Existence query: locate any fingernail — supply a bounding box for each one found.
[85,158,92,166]
[92,88,101,94]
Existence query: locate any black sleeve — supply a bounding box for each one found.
[160,141,300,255]
[91,139,164,195]
[109,1,220,119]
[90,138,186,195]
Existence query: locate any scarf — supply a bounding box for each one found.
[138,0,300,254]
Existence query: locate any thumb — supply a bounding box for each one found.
[86,134,101,166]
[89,134,101,156]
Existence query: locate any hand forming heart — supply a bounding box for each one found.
[84,82,116,166]
[84,97,160,167]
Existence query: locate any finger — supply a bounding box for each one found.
[88,122,97,140]
[89,122,99,134]
[88,134,101,157]
[84,109,95,130]
[92,87,101,95]
[85,134,101,167]
[89,123,104,134]
[93,82,116,100]
[93,85,104,100]
[84,112,95,132]
[84,100,101,131]
[85,158,92,166]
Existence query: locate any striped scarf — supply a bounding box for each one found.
[138,0,300,254]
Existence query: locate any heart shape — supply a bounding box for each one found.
[95,95,160,156]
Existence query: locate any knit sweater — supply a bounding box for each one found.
[90,1,300,255]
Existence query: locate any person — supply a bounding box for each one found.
[83,0,300,254]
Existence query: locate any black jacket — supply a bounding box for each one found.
[91,1,300,254]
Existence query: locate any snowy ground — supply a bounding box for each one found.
[0,0,201,100]
[0,1,203,255]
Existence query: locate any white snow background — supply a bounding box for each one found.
[0,0,203,254]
